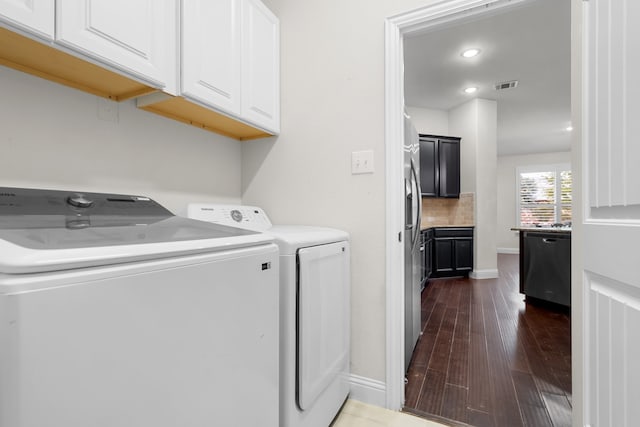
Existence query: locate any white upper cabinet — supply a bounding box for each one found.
[0,0,277,139]
[182,0,241,116]
[0,0,54,39]
[241,0,279,133]
[56,0,176,92]
[181,0,279,134]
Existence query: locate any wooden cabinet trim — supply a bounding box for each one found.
[0,27,156,101]
[137,92,272,140]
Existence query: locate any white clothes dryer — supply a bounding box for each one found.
[0,188,280,427]
[187,204,350,427]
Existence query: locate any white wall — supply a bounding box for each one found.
[406,106,448,135]
[449,98,498,278]
[0,66,242,214]
[449,101,477,195]
[242,0,438,388]
[496,151,571,252]
[475,99,498,277]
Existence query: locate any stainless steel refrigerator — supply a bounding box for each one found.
[404,113,422,372]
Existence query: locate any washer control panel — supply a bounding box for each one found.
[186,204,272,232]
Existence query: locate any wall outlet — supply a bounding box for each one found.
[352,150,374,174]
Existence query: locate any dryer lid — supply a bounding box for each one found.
[266,226,349,255]
[185,204,350,255]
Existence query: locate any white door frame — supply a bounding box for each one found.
[383,0,545,410]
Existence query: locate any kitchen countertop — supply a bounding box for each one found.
[421,224,475,230]
[511,226,571,234]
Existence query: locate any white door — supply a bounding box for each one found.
[182,0,242,116]
[583,1,640,426]
[0,0,53,39]
[241,0,280,133]
[56,0,176,91]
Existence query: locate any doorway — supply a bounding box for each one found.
[383,0,578,421]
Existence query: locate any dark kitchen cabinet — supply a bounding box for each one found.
[419,138,437,197]
[434,239,454,272]
[454,238,473,270]
[425,231,433,280]
[419,135,461,198]
[432,227,473,277]
[420,228,434,287]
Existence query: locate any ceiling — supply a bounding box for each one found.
[403,0,571,156]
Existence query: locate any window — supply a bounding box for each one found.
[517,164,572,226]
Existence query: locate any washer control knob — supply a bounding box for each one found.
[67,194,94,208]
[230,209,243,222]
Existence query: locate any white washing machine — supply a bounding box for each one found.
[0,188,280,427]
[186,204,350,427]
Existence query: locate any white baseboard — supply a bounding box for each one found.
[497,247,519,254]
[348,374,386,408]
[470,269,499,279]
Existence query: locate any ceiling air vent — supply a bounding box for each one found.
[494,80,518,90]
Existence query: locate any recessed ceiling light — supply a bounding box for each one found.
[566,126,573,131]
[461,48,481,58]
[464,87,478,94]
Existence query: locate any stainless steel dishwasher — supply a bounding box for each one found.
[522,231,571,306]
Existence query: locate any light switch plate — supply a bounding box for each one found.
[352,150,374,174]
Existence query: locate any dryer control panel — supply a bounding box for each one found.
[186,204,272,232]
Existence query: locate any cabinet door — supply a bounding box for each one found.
[56,0,176,91]
[419,137,437,197]
[454,238,473,272]
[434,238,454,274]
[241,0,279,133]
[438,138,460,197]
[0,0,53,39]
[425,235,433,279]
[182,0,241,116]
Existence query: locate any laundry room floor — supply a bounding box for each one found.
[404,254,572,427]
[332,399,447,427]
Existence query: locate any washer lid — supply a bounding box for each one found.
[0,188,272,274]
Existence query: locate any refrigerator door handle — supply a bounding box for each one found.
[405,178,414,231]
[410,158,422,248]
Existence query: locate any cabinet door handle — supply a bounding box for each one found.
[542,238,557,243]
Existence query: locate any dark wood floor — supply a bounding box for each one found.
[404,254,572,427]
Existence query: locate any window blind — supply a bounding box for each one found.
[517,167,572,226]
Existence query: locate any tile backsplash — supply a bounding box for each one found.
[421,192,475,227]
